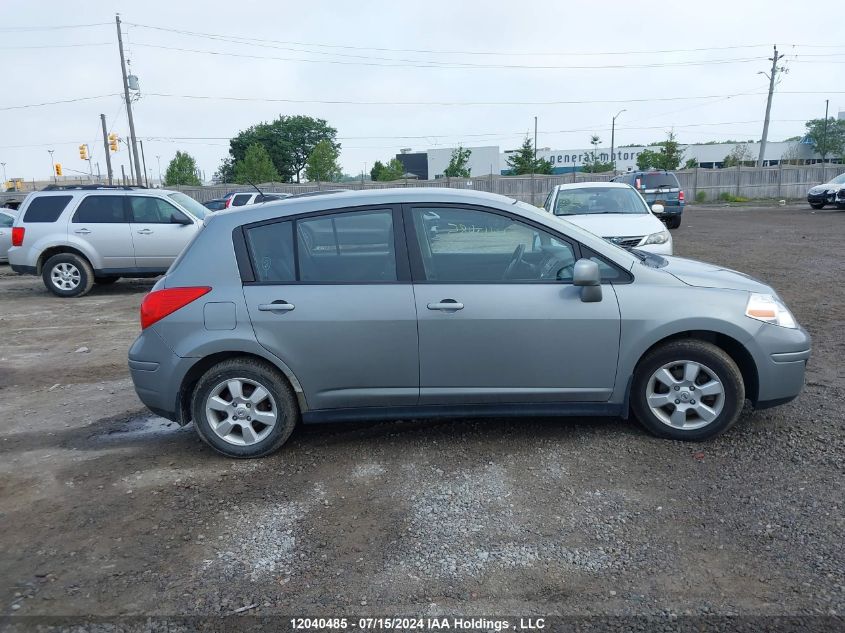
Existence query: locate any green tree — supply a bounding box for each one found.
[581,135,614,173]
[305,140,343,183]
[228,115,339,183]
[506,136,553,175]
[804,117,845,161]
[443,146,472,178]
[721,143,753,168]
[635,132,684,171]
[371,158,404,181]
[234,143,280,183]
[683,158,699,169]
[213,157,235,184]
[636,149,661,170]
[164,151,201,186]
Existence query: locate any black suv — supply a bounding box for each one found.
[612,170,685,229]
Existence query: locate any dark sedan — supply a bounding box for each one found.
[807,173,845,209]
[203,198,228,211]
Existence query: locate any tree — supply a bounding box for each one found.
[371,158,404,181]
[305,140,343,183]
[683,158,699,169]
[581,135,614,173]
[443,146,472,178]
[164,151,201,186]
[506,136,553,175]
[213,157,235,184]
[635,132,684,171]
[234,143,280,183]
[804,117,845,162]
[721,143,754,168]
[228,115,339,183]
[636,149,661,170]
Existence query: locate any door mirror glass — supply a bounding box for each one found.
[573,258,602,302]
[651,203,665,214]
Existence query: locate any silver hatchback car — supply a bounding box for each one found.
[128,189,810,458]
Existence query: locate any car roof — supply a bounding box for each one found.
[555,181,633,191]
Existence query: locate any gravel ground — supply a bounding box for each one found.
[0,203,842,620]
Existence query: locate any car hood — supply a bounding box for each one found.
[656,256,771,293]
[558,213,663,239]
[809,182,845,193]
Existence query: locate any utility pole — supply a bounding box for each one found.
[121,164,127,186]
[100,114,114,185]
[156,155,162,186]
[115,14,143,186]
[757,45,785,167]
[48,149,56,183]
[122,139,135,185]
[1,162,6,185]
[531,115,538,206]
[822,99,829,164]
[139,139,150,187]
[611,109,626,174]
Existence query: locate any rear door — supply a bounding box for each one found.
[128,195,200,270]
[69,194,134,269]
[240,205,419,410]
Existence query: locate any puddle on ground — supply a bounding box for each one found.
[95,415,189,440]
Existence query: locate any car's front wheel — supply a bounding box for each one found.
[631,340,744,441]
[666,216,682,229]
[191,358,299,458]
[42,253,95,297]
[809,202,825,210]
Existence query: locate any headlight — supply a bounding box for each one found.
[642,230,670,245]
[745,293,797,328]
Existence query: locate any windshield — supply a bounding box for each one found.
[829,173,845,185]
[554,186,649,216]
[168,192,208,220]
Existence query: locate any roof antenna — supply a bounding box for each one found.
[245,178,264,198]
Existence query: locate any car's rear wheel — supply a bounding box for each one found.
[42,253,94,298]
[191,358,299,458]
[809,203,825,210]
[666,216,682,229]
[94,276,119,285]
[631,340,744,441]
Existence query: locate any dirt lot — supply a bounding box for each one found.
[0,203,843,620]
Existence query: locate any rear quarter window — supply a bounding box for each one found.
[22,196,73,222]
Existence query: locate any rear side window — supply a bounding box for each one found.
[23,195,72,223]
[244,221,295,283]
[72,196,127,223]
[232,194,252,207]
[0,212,14,227]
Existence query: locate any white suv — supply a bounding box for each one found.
[8,185,209,297]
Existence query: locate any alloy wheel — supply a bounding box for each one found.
[645,360,725,430]
[204,377,278,446]
[51,262,81,291]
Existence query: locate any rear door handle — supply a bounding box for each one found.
[137,228,153,235]
[74,228,91,235]
[258,301,295,312]
[427,299,464,311]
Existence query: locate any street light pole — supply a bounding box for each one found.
[1,162,6,186]
[48,149,56,183]
[611,109,626,175]
[156,155,162,186]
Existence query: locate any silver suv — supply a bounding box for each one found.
[128,188,810,458]
[8,185,208,297]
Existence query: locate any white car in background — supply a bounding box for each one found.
[543,182,673,255]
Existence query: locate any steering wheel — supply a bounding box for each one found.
[503,243,526,279]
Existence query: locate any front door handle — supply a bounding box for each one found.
[74,228,91,235]
[137,228,153,235]
[427,299,464,312]
[258,300,295,313]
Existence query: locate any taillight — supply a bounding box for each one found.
[224,197,232,209]
[140,286,211,329]
[11,227,24,246]
[679,190,685,202]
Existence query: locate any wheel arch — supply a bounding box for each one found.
[37,245,93,274]
[177,350,308,426]
[627,330,759,410]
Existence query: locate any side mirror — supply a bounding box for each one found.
[170,213,192,226]
[651,203,665,214]
[573,258,602,303]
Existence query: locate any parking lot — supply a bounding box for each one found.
[0,202,842,618]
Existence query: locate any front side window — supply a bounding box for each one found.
[168,192,208,219]
[297,210,396,282]
[23,195,72,223]
[245,221,295,282]
[554,186,649,216]
[129,196,189,224]
[411,206,576,282]
[72,195,127,223]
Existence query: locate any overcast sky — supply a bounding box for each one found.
[1,0,843,182]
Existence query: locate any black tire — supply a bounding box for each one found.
[94,276,119,285]
[809,203,825,210]
[191,357,299,458]
[666,215,682,229]
[41,253,95,298]
[631,339,744,441]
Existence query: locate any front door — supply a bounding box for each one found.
[405,204,621,405]
[241,206,419,410]
[68,194,134,270]
[128,195,199,270]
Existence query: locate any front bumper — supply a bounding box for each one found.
[808,189,845,205]
[747,324,811,408]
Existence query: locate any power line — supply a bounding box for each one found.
[0,43,112,50]
[0,22,111,32]
[0,94,122,112]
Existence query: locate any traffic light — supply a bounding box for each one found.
[108,133,119,152]
[54,163,63,177]
[79,144,89,160]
